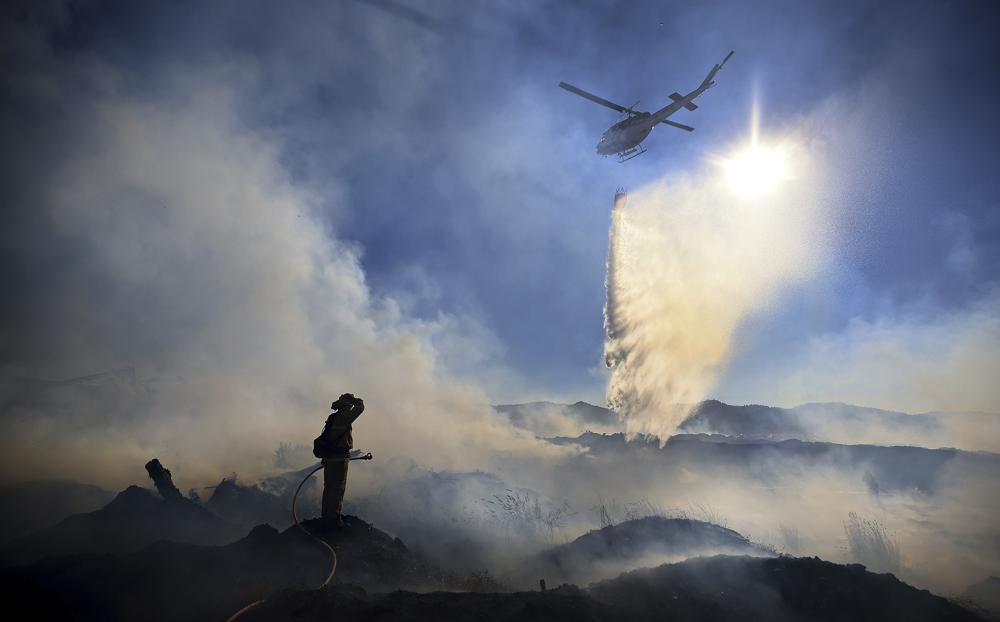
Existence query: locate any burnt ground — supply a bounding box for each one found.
[589,555,983,622]
[225,555,985,622]
[0,473,989,621]
[0,514,494,622]
[1,514,987,622]
[238,584,626,622]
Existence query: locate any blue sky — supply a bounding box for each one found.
[3,0,999,411]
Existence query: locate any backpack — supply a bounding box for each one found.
[312,416,349,459]
[312,431,333,459]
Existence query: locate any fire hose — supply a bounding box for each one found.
[225,452,374,622]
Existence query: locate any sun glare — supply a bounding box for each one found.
[716,96,795,196]
[722,143,791,195]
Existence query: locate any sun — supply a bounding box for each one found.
[716,95,796,196]
[722,143,791,196]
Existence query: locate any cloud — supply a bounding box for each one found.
[756,294,1000,417]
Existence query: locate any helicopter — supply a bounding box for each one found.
[559,51,734,162]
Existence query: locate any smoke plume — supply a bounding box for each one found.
[0,23,562,488]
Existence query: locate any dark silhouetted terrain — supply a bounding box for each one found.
[239,584,625,622]
[530,516,765,585]
[0,495,987,621]
[588,554,983,621]
[0,515,481,621]
[218,555,985,622]
[1,485,241,566]
[1,397,996,619]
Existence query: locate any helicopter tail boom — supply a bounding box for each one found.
[699,50,734,90]
[651,50,733,124]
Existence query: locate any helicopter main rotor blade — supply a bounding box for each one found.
[660,119,694,132]
[558,81,631,114]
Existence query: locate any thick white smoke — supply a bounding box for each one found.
[0,62,565,489]
[604,137,830,440]
[736,293,1000,420]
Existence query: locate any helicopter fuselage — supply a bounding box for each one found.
[597,113,654,155]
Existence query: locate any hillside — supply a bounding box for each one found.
[496,399,1000,451]
[530,516,764,585]
[547,431,1000,496]
[0,500,987,621]
[589,554,983,621]
[0,480,115,543]
[1,485,241,566]
[216,554,985,622]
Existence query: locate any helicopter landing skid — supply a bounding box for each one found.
[617,144,647,163]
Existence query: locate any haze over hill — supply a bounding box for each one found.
[496,399,1000,452]
[2,386,998,619]
[2,393,997,598]
[0,479,989,621]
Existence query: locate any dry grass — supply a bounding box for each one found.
[843,512,901,574]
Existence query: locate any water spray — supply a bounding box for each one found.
[603,187,628,368]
